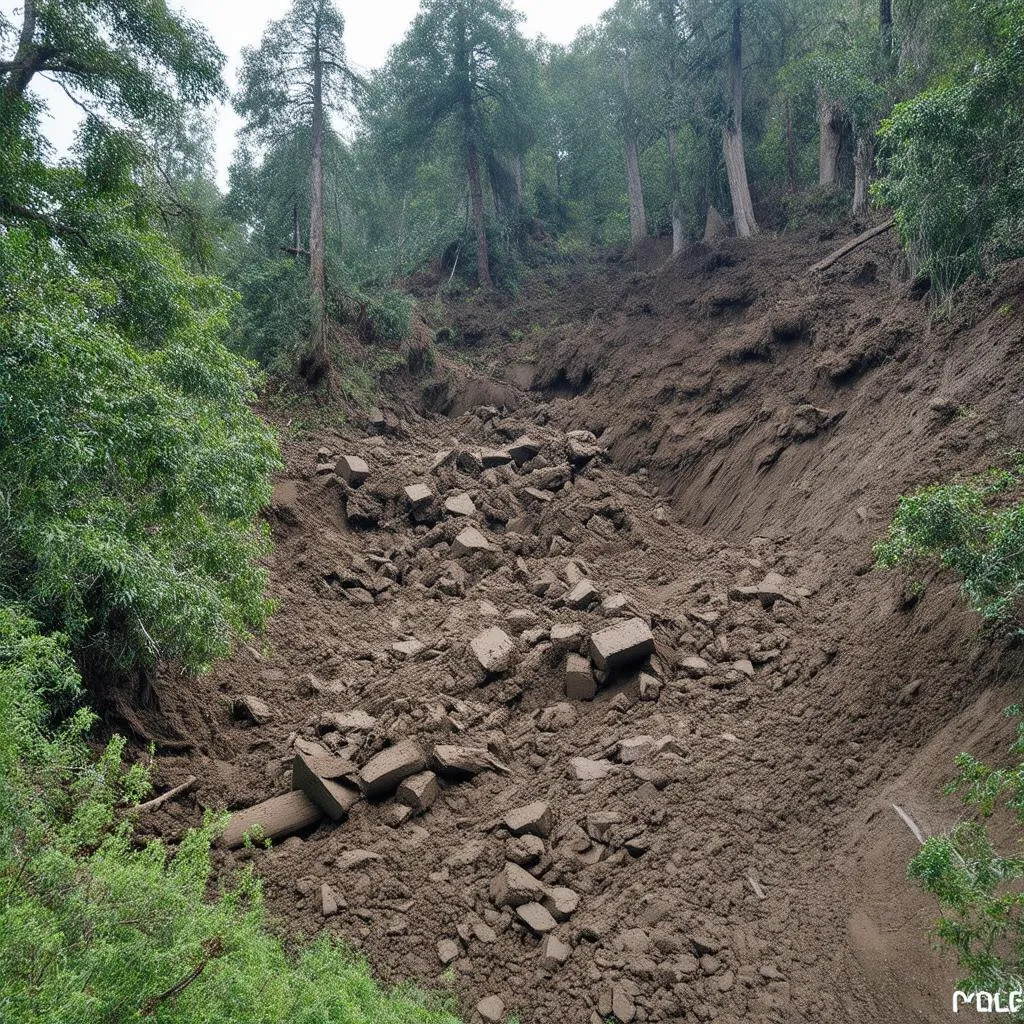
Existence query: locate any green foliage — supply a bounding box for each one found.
[235,0,355,148]
[874,0,1024,300]
[909,707,1024,1008]
[875,459,1024,623]
[0,9,281,683]
[0,607,462,1024]
[366,0,540,284]
[0,225,279,677]
[0,0,225,124]
[226,253,316,370]
[364,290,415,343]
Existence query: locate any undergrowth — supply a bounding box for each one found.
[875,456,1024,625]
[0,604,462,1024]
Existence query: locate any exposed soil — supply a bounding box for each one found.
[142,224,1024,1023]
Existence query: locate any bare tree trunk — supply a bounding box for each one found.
[817,93,843,185]
[852,136,873,215]
[309,30,327,361]
[667,129,685,255]
[722,4,758,238]
[625,131,647,245]
[467,141,491,287]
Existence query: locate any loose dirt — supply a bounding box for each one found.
[141,225,1024,1023]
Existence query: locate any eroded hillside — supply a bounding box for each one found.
[140,225,1024,1023]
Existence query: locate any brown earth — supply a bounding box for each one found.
[140,225,1024,1023]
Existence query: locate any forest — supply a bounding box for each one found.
[2,0,1024,1021]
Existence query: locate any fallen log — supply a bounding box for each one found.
[221,790,324,849]
[808,219,895,275]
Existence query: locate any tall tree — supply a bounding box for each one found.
[377,0,537,287]
[601,0,655,246]
[236,0,357,369]
[721,2,759,237]
[653,0,689,253]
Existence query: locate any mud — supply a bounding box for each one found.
[142,226,1024,1023]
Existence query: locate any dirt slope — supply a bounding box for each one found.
[142,226,1024,1023]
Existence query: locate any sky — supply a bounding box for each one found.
[8,0,609,186]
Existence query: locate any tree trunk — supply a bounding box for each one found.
[392,194,408,281]
[309,32,327,361]
[817,93,843,185]
[488,158,506,220]
[667,129,685,255]
[880,0,893,60]
[852,136,873,215]
[722,4,758,238]
[704,203,728,242]
[467,141,491,287]
[4,0,38,100]
[621,60,647,246]
[624,131,647,245]
[512,152,524,209]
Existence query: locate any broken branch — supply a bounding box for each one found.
[808,219,895,275]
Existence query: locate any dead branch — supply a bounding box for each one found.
[131,776,197,815]
[142,936,223,1016]
[808,219,895,275]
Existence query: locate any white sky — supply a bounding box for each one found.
[5,0,608,186]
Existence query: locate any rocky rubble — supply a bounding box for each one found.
[198,400,825,1024]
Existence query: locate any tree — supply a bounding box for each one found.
[721,2,759,237]
[651,0,692,253]
[599,1,654,245]
[0,0,224,247]
[236,0,358,370]
[0,0,223,114]
[541,34,634,244]
[0,0,280,686]
[378,0,538,287]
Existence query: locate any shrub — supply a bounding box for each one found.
[225,255,316,372]
[874,0,1024,301]
[909,707,1024,1008]
[0,604,463,1024]
[365,290,415,342]
[875,460,1024,623]
[0,227,280,678]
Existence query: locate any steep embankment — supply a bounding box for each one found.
[139,225,1024,1024]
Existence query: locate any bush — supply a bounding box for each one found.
[0,604,463,1024]
[0,227,280,678]
[875,459,1024,623]
[364,290,415,342]
[225,254,316,372]
[909,707,1024,1009]
[874,0,1024,300]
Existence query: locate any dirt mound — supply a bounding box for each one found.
[141,227,1024,1023]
